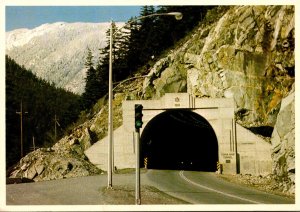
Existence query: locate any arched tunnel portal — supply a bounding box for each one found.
[141,109,218,171]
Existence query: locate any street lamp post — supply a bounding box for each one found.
[107,20,114,189]
[107,11,183,190]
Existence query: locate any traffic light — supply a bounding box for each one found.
[135,104,143,129]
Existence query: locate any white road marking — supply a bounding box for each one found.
[179,170,263,204]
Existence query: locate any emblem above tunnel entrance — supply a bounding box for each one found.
[163,93,195,109]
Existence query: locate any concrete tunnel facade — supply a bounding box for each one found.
[85,93,273,175]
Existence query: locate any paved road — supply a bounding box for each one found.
[6,174,135,205]
[6,169,295,205]
[145,170,295,204]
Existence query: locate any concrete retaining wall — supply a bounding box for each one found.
[236,124,272,175]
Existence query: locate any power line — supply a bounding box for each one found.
[54,114,61,143]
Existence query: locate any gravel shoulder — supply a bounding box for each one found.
[100,185,188,204]
[217,173,295,199]
[101,168,188,204]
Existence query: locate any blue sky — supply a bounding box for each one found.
[6,6,142,31]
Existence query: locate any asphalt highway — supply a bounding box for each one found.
[145,169,295,204]
[5,169,295,207]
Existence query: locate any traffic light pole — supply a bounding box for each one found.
[134,104,143,204]
[135,128,141,205]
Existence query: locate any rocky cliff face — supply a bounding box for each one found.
[271,83,295,194]
[142,5,294,194]
[143,5,294,128]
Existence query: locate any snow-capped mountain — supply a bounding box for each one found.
[6,22,124,94]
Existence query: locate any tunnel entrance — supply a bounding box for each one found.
[141,110,218,172]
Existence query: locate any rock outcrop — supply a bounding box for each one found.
[143,6,294,128]
[8,125,102,181]
[142,5,294,194]
[271,83,295,194]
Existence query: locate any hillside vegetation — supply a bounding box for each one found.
[6,56,81,166]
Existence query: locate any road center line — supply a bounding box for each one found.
[179,170,263,204]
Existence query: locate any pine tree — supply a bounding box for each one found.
[85,47,94,69]
[125,17,142,72]
[81,47,107,109]
[96,21,127,84]
[135,6,157,65]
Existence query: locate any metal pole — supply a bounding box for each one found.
[233,118,239,173]
[20,101,23,158]
[135,129,141,205]
[33,136,35,151]
[107,21,113,189]
[16,101,26,158]
[54,114,57,143]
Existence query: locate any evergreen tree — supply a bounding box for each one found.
[124,17,142,73]
[134,6,157,65]
[81,48,99,109]
[85,47,94,68]
[113,21,133,81]
[81,41,126,109]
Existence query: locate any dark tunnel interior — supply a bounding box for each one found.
[140,109,218,172]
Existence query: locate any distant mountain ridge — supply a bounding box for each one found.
[6,22,124,94]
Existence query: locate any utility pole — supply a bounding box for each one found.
[32,136,36,151]
[16,101,28,158]
[54,114,60,143]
